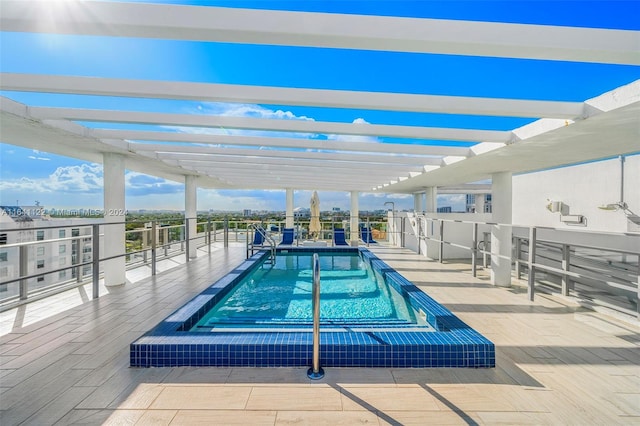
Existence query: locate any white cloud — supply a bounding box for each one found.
[28,149,51,161]
[0,164,104,194]
[196,102,314,122]
[0,164,184,198]
[166,102,318,140]
[327,118,380,143]
[125,171,183,196]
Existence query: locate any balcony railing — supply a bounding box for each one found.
[0,217,388,311]
[386,212,639,319]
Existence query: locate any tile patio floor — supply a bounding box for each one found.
[1,244,638,425]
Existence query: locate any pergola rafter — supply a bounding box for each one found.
[0,1,637,194]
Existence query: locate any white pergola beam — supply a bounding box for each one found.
[171,158,427,172]
[1,73,584,119]
[2,1,638,64]
[32,107,512,143]
[180,162,405,177]
[152,150,441,166]
[190,168,388,185]
[115,132,471,157]
[202,176,386,189]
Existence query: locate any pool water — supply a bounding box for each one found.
[131,248,495,368]
[191,252,428,330]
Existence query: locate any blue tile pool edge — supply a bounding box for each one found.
[130,248,495,368]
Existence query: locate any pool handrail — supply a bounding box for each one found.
[307,253,324,379]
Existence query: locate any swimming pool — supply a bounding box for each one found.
[130,248,495,368]
[191,252,431,331]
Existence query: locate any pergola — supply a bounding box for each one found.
[1,1,639,286]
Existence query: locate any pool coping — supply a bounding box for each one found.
[130,247,495,368]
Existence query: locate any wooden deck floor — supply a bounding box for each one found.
[1,245,638,425]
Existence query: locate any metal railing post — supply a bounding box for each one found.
[92,224,100,299]
[416,217,421,255]
[151,221,157,276]
[366,218,370,247]
[561,244,571,296]
[307,253,324,380]
[471,222,478,277]
[207,217,212,252]
[75,238,82,283]
[143,228,149,264]
[185,219,190,263]
[527,227,537,301]
[515,237,522,279]
[223,216,229,248]
[331,218,335,247]
[163,228,169,257]
[438,220,444,263]
[19,244,28,300]
[482,232,490,268]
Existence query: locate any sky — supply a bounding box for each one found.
[1,0,639,212]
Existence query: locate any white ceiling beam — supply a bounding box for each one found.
[195,170,387,182]
[2,1,637,64]
[31,107,512,143]
[202,175,387,188]
[171,157,426,172]
[151,150,441,166]
[193,169,380,183]
[190,168,387,184]
[179,162,405,176]
[114,131,471,157]
[1,73,585,119]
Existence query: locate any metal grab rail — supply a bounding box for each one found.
[246,223,276,264]
[307,253,324,380]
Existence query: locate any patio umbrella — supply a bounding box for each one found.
[309,191,321,240]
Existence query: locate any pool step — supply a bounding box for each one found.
[200,316,416,327]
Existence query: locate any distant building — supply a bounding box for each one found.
[437,206,452,213]
[0,206,93,297]
[465,194,492,213]
[332,207,341,212]
[243,209,251,217]
[294,207,310,218]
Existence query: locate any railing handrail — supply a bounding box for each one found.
[307,252,324,379]
[247,223,276,262]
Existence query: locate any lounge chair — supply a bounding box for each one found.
[360,227,377,244]
[279,228,295,245]
[252,227,266,246]
[333,228,349,246]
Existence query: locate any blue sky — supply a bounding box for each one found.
[1,1,639,212]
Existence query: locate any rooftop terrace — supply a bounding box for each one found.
[1,243,638,424]
[0,2,639,424]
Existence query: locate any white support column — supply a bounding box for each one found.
[491,172,513,287]
[185,175,197,259]
[350,191,359,246]
[285,188,294,228]
[477,194,487,214]
[103,153,126,287]
[413,193,425,213]
[425,187,437,213]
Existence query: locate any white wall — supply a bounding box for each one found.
[389,211,492,260]
[512,155,640,233]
